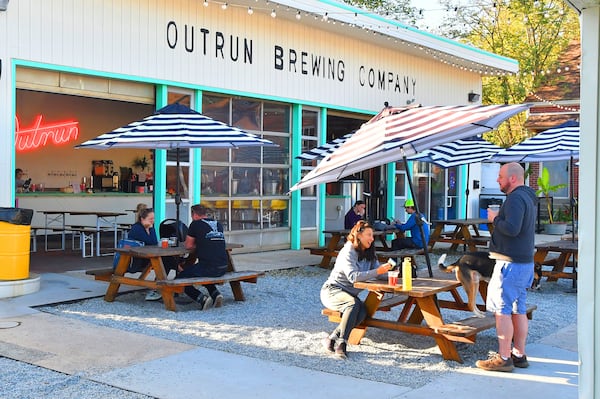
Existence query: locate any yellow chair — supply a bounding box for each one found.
[215,200,228,209]
[270,200,287,210]
[232,200,250,209]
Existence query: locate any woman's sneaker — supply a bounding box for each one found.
[196,294,213,310]
[511,353,529,368]
[145,290,162,301]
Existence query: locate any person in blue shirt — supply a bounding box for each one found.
[127,204,178,301]
[391,199,430,250]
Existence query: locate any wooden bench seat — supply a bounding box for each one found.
[322,304,537,342]
[87,267,264,309]
[433,304,537,340]
[157,271,264,302]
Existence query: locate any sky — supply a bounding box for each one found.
[410,0,446,32]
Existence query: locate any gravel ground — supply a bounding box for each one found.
[2,252,577,398]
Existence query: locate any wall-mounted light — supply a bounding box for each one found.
[468,92,480,103]
[0,0,9,11]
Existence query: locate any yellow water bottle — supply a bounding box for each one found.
[402,257,413,291]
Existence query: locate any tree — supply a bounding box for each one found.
[438,0,580,146]
[343,0,422,26]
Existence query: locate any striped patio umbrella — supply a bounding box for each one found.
[487,119,579,242]
[296,133,354,161]
[290,103,530,191]
[76,103,276,241]
[76,102,275,150]
[290,103,530,277]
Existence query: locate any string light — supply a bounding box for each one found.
[529,93,579,112]
[189,1,516,76]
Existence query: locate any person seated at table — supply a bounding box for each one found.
[344,200,366,229]
[178,204,228,310]
[127,205,178,301]
[15,168,26,192]
[320,220,394,359]
[391,199,430,250]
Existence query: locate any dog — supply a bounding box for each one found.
[531,263,543,290]
[438,252,494,318]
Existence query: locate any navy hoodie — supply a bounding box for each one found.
[489,185,538,263]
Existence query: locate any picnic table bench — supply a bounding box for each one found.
[321,278,536,362]
[428,218,493,252]
[86,243,263,311]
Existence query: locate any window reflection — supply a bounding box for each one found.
[200,94,290,231]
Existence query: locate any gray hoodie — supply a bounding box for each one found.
[489,185,538,263]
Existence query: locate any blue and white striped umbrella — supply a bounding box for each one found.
[487,120,579,163]
[76,103,276,150]
[409,136,502,167]
[296,133,354,161]
[298,133,502,166]
[76,102,276,240]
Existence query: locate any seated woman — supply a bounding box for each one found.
[320,220,394,359]
[127,204,178,301]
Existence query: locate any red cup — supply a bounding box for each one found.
[161,239,168,248]
[388,271,399,286]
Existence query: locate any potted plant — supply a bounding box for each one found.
[132,155,149,172]
[535,167,567,234]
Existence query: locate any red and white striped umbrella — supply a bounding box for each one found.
[290,104,530,191]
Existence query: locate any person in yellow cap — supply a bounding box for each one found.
[391,199,430,250]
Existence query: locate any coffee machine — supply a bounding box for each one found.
[92,160,116,191]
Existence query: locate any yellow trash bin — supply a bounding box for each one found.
[0,221,31,280]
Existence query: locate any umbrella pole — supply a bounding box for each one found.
[402,151,433,277]
[570,156,575,243]
[465,165,470,219]
[175,148,182,245]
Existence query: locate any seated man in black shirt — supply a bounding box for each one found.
[179,204,228,310]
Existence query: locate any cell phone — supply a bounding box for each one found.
[387,258,397,269]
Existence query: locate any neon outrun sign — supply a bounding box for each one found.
[15,115,80,152]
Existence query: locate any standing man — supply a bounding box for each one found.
[180,204,229,310]
[476,162,537,372]
[344,200,366,229]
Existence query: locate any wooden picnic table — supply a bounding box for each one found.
[322,277,537,363]
[94,243,263,311]
[428,218,493,252]
[308,228,400,268]
[534,239,578,285]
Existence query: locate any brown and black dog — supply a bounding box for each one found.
[438,252,494,318]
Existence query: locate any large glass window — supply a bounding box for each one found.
[200,94,291,231]
[300,109,319,228]
[543,160,569,198]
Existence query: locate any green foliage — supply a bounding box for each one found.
[535,167,567,223]
[342,0,422,25]
[438,0,580,147]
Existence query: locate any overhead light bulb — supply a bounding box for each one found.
[296,11,301,20]
[248,7,253,15]
[270,9,276,18]
[203,0,208,6]
[323,12,328,21]
[221,3,227,10]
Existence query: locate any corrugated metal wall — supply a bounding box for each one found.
[6,0,480,110]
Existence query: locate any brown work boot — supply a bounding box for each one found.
[476,353,514,372]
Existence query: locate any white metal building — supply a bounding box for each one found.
[0,0,518,251]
